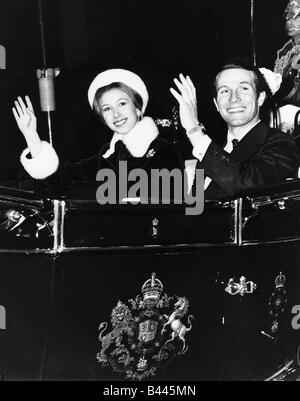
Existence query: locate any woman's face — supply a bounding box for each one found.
[98,88,139,135]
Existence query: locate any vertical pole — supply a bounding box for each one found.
[37,0,55,146]
[250,0,257,67]
[37,0,47,68]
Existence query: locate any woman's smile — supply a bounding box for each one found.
[99,88,139,135]
[114,118,128,127]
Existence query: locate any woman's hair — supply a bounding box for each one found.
[92,82,144,121]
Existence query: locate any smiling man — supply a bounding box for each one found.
[171,65,300,199]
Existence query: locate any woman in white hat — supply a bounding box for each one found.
[12,69,182,185]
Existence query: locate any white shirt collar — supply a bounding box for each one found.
[227,119,261,144]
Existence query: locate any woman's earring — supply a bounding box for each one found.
[137,111,143,121]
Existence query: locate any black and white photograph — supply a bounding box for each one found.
[0,0,300,388]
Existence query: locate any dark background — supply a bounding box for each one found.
[0,0,289,177]
[1,1,299,383]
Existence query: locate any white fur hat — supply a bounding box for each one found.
[87,68,149,112]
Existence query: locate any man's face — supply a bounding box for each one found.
[285,1,300,39]
[213,68,265,133]
[285,15,300,39]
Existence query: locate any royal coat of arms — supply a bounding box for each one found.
[96,272,194,380]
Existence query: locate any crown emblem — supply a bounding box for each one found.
[97,272,193,380]
[275,272,286,288]
[141,272,163,302]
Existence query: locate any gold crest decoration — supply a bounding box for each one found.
[96,272,194,380]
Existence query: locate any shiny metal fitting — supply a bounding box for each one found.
[225,275,257,296]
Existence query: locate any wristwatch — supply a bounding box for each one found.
[186,122,206,136]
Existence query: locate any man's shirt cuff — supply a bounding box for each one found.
[187,131,212,161]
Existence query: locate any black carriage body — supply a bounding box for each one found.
[0,181,300,381]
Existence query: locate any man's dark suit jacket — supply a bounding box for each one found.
[197,121,300,200]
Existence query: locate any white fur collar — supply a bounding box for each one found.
[102,116,159,159]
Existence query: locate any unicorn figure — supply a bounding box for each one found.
[161,296,194,354]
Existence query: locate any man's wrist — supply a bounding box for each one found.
[185,122,211,161]
[186,122,206,136]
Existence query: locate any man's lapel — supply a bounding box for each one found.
[229,121,267,161]
[204,121,268,200]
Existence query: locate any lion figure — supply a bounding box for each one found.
[97,301,133,363]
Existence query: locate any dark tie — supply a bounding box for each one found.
[232,139,239,148]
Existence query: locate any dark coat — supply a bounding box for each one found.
[46,136,184,201]
[99,137,182,175]
[196,121,300,200]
